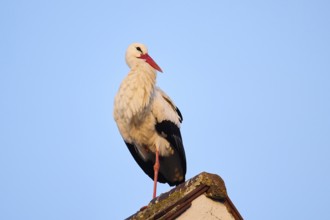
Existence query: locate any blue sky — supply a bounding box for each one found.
[1,0,330,219]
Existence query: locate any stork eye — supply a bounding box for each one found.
[136,47,143,53]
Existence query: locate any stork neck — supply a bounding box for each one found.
[123,63,157,120]
[131,63,157,89]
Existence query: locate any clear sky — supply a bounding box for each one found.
[1,0,330,219]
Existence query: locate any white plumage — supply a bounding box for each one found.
[113,43,186,198]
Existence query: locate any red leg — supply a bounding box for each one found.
[153,149,160,199]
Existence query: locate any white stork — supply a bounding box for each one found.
[113,43,186,199]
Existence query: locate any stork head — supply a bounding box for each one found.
[125,43,163,73]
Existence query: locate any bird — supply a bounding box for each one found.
[113,43,186,199]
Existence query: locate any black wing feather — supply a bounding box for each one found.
[176,107,183,123]
[155,120,187,185]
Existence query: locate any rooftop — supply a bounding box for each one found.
[126,172,243,220]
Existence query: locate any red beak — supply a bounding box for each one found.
[139,53,163,73]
